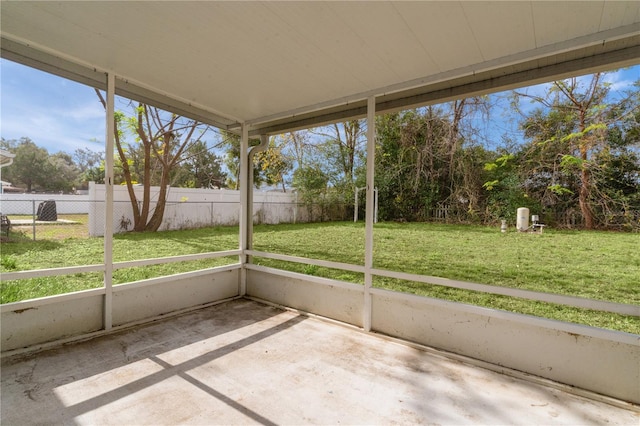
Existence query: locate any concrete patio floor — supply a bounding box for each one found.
[2,298,638,425]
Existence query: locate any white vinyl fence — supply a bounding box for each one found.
[0,193,90,215]
[0,183,306,237]
[89,183,301,236]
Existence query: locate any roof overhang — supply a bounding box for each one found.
[0,149,15,168]
[247,33,640,136]
[1,2,639,136]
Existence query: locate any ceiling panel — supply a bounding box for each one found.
[1,1,639,134]
[462,2,536,61]
[600,0,640,30]
[531,2,605,48]
[392,1,485,72]
[325,2,438,82]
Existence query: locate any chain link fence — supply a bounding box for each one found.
[0,187,355,241]
[1,197,91,241]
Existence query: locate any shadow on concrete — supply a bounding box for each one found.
[1,299,302,425]
[2,298,637,425]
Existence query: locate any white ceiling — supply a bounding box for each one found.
[1,1,639,135]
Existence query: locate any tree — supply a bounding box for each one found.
[312,120,364,185]
[73,147,105,187]
[81,165,106,185]
[73,147,104,174]
[96,91,212,232]
[281,130,312,169]
[253,137,292,192]
[172,140,226,189]
[590,90,640,229]
[305,121,366,219]
[515,73,611,229]
[221,131,290,190]
[48,151,80,192]
[292,165,329,221]
[0,137,52,192]
[482,151,539,222]
[374,104,489,222]
[222,130,242,189]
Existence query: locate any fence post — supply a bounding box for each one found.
[293,192,298,224]
[32,199,36,241]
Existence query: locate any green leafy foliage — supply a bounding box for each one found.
[0,137,92,193]
[547,184,573,196]
[172,140,226,189]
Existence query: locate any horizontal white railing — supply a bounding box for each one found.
[246,250,640,317]
[1,264,105,280]
[2,248,637,318]
[0,249,241,281]
[245,263,362,291]
[247,250,366,273]
[0,287,106,312]
[369,286,640,345]
[111,250,241,270]
[109,263,241,291]
[371,267,640,317]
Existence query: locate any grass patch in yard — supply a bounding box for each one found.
[253,222,639,333]
[1,221,638,333]
[112,257,238,284]
[252,257,364,284]
[372,222,639,305]
[1,272,103,303]
[0,225,240,303]
[0,258,239,304]
[374,276,639,333]
[0,225,239,271]
[6,214,90,240]
[253,222,365,265]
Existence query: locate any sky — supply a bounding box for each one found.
[1,59,106,154]
[1,58,639,156]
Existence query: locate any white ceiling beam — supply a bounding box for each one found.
[0,36,241,131]
[248,37,640,136]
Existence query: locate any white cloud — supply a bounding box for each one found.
[64,102,105,121]
[1,60,106,153]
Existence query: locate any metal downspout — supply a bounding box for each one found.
[247,135,269,253]
[239,124,249,295]
[239,130,268,296]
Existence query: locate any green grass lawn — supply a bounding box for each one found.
[1,221,638,333]
[5,214,91,240]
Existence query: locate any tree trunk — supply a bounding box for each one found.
[96,93,205,232]
[145,168,169,232]
[95,89,142,231]
[115,128,141,231]
[134,106,152,232]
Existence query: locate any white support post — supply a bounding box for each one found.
[103,72,115,330]
[354,188,359,222]
[247,135,269,252]
[374,188,378,224]
[239,123,249,296]
[355,186,376,223]
[364,96,376,331]
[354,187,364,222]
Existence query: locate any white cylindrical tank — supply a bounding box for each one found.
[516,207,530,231]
